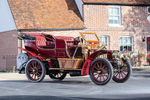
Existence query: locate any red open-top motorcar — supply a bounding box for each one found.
[17,32,132,85]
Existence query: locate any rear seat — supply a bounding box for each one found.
[55,36,75,47]
[35,36,47,47]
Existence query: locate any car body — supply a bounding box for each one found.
[17,32,132,85]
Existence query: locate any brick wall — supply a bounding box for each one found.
[19,5,150,66]
[83,5,150,54]
[0,30,18,71]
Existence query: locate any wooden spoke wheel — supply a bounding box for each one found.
[49,72,66,81]
[89,58,113,85]
[113,60,132,83]
[25,58,46,82]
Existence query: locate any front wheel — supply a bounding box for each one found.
[25,58,46,82]
[89,58,113,85]
[113,60,132,83]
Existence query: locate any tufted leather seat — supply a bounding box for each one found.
[36,36,47,47]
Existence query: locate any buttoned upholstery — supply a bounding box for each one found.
[36,36,47,47]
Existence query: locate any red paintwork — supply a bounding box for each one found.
[55,39,68,58]
[81,50,113,76]
[18,47,45,61]
[20,33,82,59]
[48,60,53,68]
[89,50,113,60]
[81,59,92,76]
[18,33,114,76]
[147,37,150,62]
[55,36,75,47]
[18,47,36,56]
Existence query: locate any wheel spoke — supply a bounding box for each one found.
[102,74,105,81]
[31,73,34,78]
[95,65,99,70]
[116,73,119,77]
[101,65,106,69]
[34,73,36,79]
[26,59,45,81]
[90,59,112,84]
[120,73,124,79]
[122,68,128,72]
[96,74,100,80]
[122,71,127,76]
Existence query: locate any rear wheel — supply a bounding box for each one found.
[25,58,46,82]
[49,72,67,81]
[113,60,132,83]
[89,58,113,85]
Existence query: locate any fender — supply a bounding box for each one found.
[89,50,113,60]
[18,47,44,61]
[18,47,36,56]
[81,50,113,76]
[81,59,92,76]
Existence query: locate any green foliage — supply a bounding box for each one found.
[138,52,145,57]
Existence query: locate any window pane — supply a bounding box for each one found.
[114,20,119,24]
[130,37,132,43]
[120,46,123,51]
[120,37,133,51]
[114,8,119,15]
[109,6,120,25]
[109,20,113,24]
[109,8,113,15]
[113,16,119,20]
[100,36,109,49]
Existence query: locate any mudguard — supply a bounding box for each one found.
[81,59,92,76]
[81,50,113,76]
[18,47,44,60]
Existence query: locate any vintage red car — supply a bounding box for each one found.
[17,32,132,85]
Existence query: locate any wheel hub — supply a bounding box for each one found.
[33,68,37,73]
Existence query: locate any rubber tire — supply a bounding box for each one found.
[49,72,67,81]
[25,58,46,82]
[89,58,113,85]
[112,60,132,83]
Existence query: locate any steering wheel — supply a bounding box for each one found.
[80,38,90,50]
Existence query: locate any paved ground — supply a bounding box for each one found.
[0,69,150,100]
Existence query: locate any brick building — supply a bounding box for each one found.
[82,0,150,54]
[3,0,150,70]
[0,0,17,71]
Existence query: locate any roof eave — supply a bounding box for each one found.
[18,27,86,32]
[84,2,150,6]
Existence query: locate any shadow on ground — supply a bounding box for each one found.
[0,80,92,85]
[0,95,150,100]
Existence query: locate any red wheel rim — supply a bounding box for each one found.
[114,64,129,80]
[27,61,43,80]
[92,61,110,82]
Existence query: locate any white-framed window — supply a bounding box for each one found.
[120,36,133,51]
[100,36,110,49]
[108,6,121,26]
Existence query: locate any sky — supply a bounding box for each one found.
[0,0,16,32]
